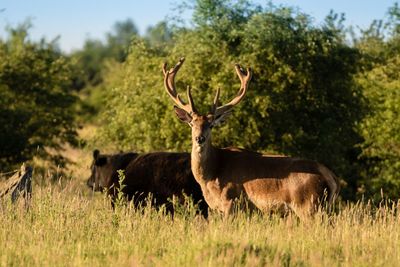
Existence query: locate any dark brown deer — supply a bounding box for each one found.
[162,58,339,218]
[87,149,208,217]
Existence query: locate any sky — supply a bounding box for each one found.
[0,0,397,52]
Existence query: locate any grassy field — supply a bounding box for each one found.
[1,177,399,267]
[0,145,399,267]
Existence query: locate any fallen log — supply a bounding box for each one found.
[0,163,32,203]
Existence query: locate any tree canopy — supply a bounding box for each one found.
[96,1,369,199]
[1,0,399,200]
[0,24,78,170]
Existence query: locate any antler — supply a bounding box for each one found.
[212,64,252,116]
[162,57,197,114]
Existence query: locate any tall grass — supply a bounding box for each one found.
[1,181,399,267]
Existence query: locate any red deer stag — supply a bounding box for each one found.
[162,58,339,218]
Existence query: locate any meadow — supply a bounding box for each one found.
[1,171,399,267]
[1,1,400,266]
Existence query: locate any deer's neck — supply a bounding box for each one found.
[191,138,218,185]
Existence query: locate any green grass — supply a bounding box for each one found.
[1,181,399,267]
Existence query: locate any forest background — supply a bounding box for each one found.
[1,0,399,201]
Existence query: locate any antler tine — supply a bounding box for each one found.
[186,86,197,113]
[162,62,168,75]
[214,64,252,116]
[163,57,197,114]
[163,57,185,96]
[210,87,220,114]
[235,64,252,90]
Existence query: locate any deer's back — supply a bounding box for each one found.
[215,148,331,209]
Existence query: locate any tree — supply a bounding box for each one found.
[0,24,78,171]
[356,55,400,199]
[71,19,139,121]
[96,0,365,199]
[106,19,139,62]
[71,19,139,90]
[355,3,400,199]
[145,21,173,48]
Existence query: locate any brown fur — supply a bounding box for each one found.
[87,150,138,191]
[163,58,340,218]
[87,150,208,216]
[189,115,340,218]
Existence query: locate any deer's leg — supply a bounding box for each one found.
[222,199,234,218]
[220,183,240,217]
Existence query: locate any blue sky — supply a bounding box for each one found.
[0,0,397,52]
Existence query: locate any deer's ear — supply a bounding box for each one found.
[174,106,192,124]
[93,149,100,160]
[212,111,232,127]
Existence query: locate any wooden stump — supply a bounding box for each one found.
[0,163,32,204]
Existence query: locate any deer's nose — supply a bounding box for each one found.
[195,135,206,145]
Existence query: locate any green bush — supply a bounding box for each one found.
[96,1,365,199]
[355,3,400,199]
[0,24,78,171]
